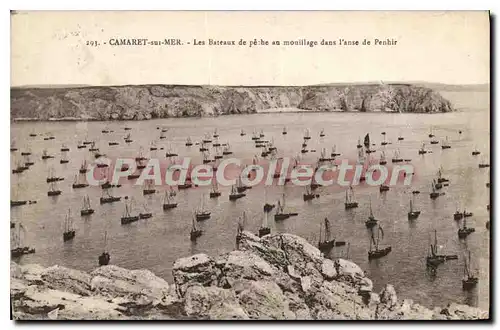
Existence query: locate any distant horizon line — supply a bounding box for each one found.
[10,81,491,89]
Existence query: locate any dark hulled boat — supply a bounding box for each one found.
[344,186,359,209]
[47,182,62,196]
[72,174,89,189]
[365,200,378,228]
[195,195,211,221]
[209,181,221,198]
[462,251,478,290]
[190,216,203,241]
[303,185,317,201]
[318,218,335,253]
[258,211,271,238]
[121,199,139,225]
[63,209,76,242]
[100,190,121,204]
[11,223,35,258]
[458,217,475,239]
[98,232,111,266]
[408,198,421,220]
[368,226,391,260]
[81,196,94,216]
[229,185,246,201]
[162,192,178,210]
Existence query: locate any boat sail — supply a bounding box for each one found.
[363,133,370,149]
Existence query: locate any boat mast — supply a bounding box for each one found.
[324,218,331,242]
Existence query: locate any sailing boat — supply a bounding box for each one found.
[195,195,211,220]
[10,140,17,152]
[319,128,325,138]
[11,183,27,207]
[190,215,203,241]
[72,174,89,189]
[379,151,387,165]
[303,185,317,201]
[150,140,158,151]
[462,251,478,290]
[478,156,490,168]
[428,126,435,138]
[229,184,246,201]
[162,191,178,209]
[436,167,449,183]
[100,189,121,204]
[98,231,111,266]
[426,230,458,267]
[274,193,298,221]
[81,195,94,216]
[12,159,26,174]
[209,180,221,198]
[381,134,388,146]
[391,149,403,163]
[63,209,76,242]
[258,211,271,237]
[165,145,178,158]
[124,133,133,143]
[41,149,54,160]
[47,182,62,196]
[213,136,221,147]
[318,148,332,162]
[282,126,287,135]
[263,186,275,212]
[202,132,212,144]
[11,223,35,257]
[318,218,335,252]
[408,196,421,220]
[365,198,378,228]
[472,147,481,156]
[203,151,213,164]
[303,128,311,140]
[143,180,156,195]
[60,144,70,152]
[139,202,153,219]
[46,167,64,183]
[79,160,88,173]
[368,226,392,259]
[121,198,139,225]
[185,136,193,146]
[20,146,32,156]
[441,136,451,149]
[222,142,233,155]
[60,151,69,164]
[236,176,251,193]
[418,143,428,155]
[199,142,208,152]
[344,186,359,209]
[331,145,341,157]
[429,182,442,199]
[214,146,223,159]
[240,129,246,137]
[24,154,34,167]
[458,216,475,239]
[88,142,99,152]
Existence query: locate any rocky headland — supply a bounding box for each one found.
[11,83,454,121]
[10,232,487,320]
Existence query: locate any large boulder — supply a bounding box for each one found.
[172,254,220,296]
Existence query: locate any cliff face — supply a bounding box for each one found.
[11,232,487,320]
[10,84,454,120]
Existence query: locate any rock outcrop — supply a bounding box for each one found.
[10,84,454,120]
[10,232,487,320]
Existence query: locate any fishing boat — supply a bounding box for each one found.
[11,223,35,258]
[229,185,246,201]
[165,145,178,158]
[185,137,193,146]
[88,142,99,152]
[124,133,133,143]
[24,154,34,167]
[202,133,212,144]
[240,129,246,137]
[162,192,178,210]
[303,129,311,140]
[331,145,341,157]
[41,149,54,160]
[81,195,94,216]
[195,195,211,220]
[433,179,442,190]
[47,182,62,196]
[274,193,298,221]
[158,130,166,140]
[418,143,428,155]
[100,189,121,204]
[60,151,69,164]
[121,198,139,225]
[77,141,86,149]
[282,127,287,135]
[381,134,388,146]
[98,232,111,266]
[143,180,156,195]
[454,209,464,220]
[462,251,478,290]
[426,230,458,267]
[365,199,378,228]
[408,197,421,220]
[199,142,208,152]
[379,151,387,165]
[259,129,265,138]
[258,211,271,238]
[391,149,403,163]
[263,187,275,212]
[463,210,473,217]
[11,183,27,207]
[430,138,439,145]
[149,141,158,151]
[472,148,481,156]
[222,143,233,156]
[46,167,64,183]
[29,132,37,137]
[319,129,325,138]
[458,217,475,239]
[214,146,223,159]
[12,160,27,174]
[124,127,132,131]
[213,128,220,139]
[72,174,88,189]
[139,203,153,219]
[209,180,221,198]
[127,173,140,180]
[318,218,335,253]
[178,178,193,190]
[190,215,203,241]
[441,136,451,149]
[428,127,435,138]
[303,185,317,201]
[318,148,332,162]
[344,186,359,209]
[429,183,442,199]
[20,147,31,156]
[436,168,449,183]
[379,184,390,192]
[368,226,391,260]
[478,157,490,168]
[79,160,88,173]
[202,151,213,164]
[63,209,76,242]
[236,176,251,193]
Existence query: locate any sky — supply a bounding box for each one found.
[11,11,490,87]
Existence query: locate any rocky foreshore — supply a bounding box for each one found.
[10,232,487,320]
[11,83,454,120]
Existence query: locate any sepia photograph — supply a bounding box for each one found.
[10,10,490,320]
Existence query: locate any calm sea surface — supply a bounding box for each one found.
[10,90,490,310]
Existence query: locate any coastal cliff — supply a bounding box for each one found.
[10,84,454,120]
[10,232,487,320]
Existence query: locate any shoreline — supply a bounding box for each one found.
[10,231,488,320]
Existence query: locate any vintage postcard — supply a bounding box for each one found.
[10,11,490,320]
